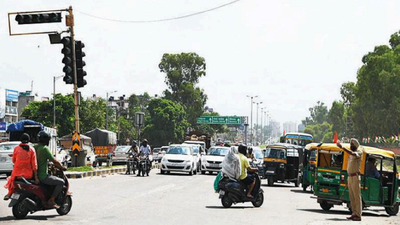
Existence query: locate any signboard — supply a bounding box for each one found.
[6,89,19,102]
[197,116,242,124]
[0,88,5,119]
[0,122,7,132]
[135,112,145,127]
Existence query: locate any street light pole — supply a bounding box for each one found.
[255,101,262,145]
[246,95,258,145]
[106,90,117,130]
[261,107,264,144]
[53,75,64,128]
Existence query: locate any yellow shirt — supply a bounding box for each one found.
[347,148,363,174]
[238,153,249,180]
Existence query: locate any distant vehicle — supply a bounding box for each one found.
[152,147,163,162]
[201,146,230,175]
[249,146,264,175]
[160,144,197,175]
[183,143,204,173]
[183,141,206,153]
[280,132,313,147]
[113,145,132,164]
[85,128,117,167]
[161,146,169,155]
[0,141,22,176]
[184,131,211,150]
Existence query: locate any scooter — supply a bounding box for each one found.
[8,164,72,219]
[218,172,264,208]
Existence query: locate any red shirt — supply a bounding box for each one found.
[11,143,37,178]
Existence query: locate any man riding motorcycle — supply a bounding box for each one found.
[35,131,67,208]
[137,139,152,176]
[126,141,139,175]
[238,145,258,198]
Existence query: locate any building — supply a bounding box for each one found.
[0,88,19,123]
[18,91,36,120]
[283,121,298,133]
[270,120,281,138]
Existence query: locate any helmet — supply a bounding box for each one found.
[132,140,137,145]
[38,131,51,145]
[238,144,247,155]
[142,139,148,143]
[20,133,30,143]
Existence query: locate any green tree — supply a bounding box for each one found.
[340,82,357,106]
[328,101,345,136]
[304,122,333,142]
[159,53,207,127]
[80,97,107,133]
[21,94,74,136]
[142,98,189,147]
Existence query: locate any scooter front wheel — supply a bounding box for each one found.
[12,200,29,219]
[252,192,264,207]
[57,195,72,215]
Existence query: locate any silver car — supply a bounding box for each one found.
[0,141,21,176]
[113,145,132,164]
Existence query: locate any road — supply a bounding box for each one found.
[0,170,398,225]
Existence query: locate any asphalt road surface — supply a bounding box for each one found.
[0,170,399,225]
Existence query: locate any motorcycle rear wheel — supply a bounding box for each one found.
[221,195,232,208]
[57,195,72,215]
[12,200,29,219]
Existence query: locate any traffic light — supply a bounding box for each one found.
[72,131,81,156]
[75,41,87,88]
[62,37,74,84]
[15,13,62,25]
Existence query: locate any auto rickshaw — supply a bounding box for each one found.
[263,143,303,187]
[302,146,317,192]
[311,143,400,216]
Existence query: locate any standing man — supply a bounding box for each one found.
[337,138,363,221]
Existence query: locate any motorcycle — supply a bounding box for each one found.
[8,164,72,219]
[137,154,151,177]
[218,171,264,208]
[126,152,137,175]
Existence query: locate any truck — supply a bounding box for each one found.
[85,128,117,167]
[184,131,211,150]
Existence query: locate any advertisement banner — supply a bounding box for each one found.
[6,89,19,102]
[0,122,7,132]
[0,88,5,119]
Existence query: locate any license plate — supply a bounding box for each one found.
[210,163,219,168]
[170,163,182,167]
[219,190,225,195]
[11,193,20,200]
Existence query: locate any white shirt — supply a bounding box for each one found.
[140,145,151,155]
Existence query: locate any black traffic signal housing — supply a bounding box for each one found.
[15,13,62,25]
[62,37,74,84]
[75,41,87,88]
[72,131,81,156]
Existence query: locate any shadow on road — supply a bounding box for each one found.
[0,215,58,221]
[156,172,193,177]
[206,205,254,209]
[298,208,390,218]
[261,183,295,188]
[290,189,312,194]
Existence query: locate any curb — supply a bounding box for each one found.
[66,163,161,179]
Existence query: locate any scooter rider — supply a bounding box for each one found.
[137,139,152,176]
[126,141,139,175]
[35,131,67,209]
[238,145,258,198]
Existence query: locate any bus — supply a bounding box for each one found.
[280,132,313,146]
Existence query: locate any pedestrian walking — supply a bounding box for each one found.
[337,138,363,221]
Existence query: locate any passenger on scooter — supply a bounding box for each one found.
[3,133,39,200]
[238,145,258,198]
[35,131,67,209]
[137,139,152,176]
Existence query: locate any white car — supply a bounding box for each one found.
[161,145,197,175]
[201,146,230,175]
[0,141,35,176]
[182,143,204,173]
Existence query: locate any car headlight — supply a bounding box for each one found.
[162,157,167,162]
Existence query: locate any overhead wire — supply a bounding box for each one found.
[75,0,241,23]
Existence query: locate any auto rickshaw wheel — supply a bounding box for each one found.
[385,202,399,216]
[302,185,308,192]
[320,201,333,211]
[267,177,274,186]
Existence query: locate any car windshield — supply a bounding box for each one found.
[167,146,191,155]
[253,150,263,159]
[115,146,131,152]
[153,148,161,153]
[208,148,229,156]
[265,148,286,159]
[192,146,199,153]
[0,144,18,151]
[396,156,400,173]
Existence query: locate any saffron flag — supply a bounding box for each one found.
[333,131,338,143]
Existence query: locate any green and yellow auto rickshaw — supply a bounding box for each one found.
[302,145,317,192]
[312,143,399,215]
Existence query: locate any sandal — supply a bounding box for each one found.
[48,201,60,209]
[3,195,10,201]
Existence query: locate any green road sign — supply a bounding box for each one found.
[197,116,242,124]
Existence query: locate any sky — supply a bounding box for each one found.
[1,0,400,128]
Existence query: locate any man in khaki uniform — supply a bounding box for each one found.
[337,138,363,221]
